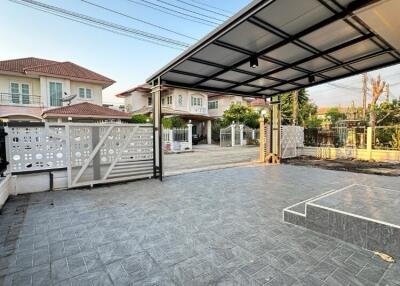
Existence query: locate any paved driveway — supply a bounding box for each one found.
[0,165,399,285]
[164,144,259,176]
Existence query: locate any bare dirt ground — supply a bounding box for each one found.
[284,156,400,176]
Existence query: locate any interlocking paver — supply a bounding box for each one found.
[0,165,398,285]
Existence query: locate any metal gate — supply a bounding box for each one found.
[4,122,155,188]
[281,126,304,159]
[220,126,232,147]
[67,124,153,188]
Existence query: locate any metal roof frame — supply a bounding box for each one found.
[147,0,400,97]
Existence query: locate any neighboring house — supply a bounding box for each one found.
[116,84,254,143]
[116,84,213,142]
[207,93,251,118]
[250,98,269,114]
[0,57,115,122]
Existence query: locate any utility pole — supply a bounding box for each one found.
[362,73,368,121]
[292,90,298,126]
[386,83,390,102]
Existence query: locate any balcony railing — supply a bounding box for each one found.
[190,106,208,114]
[0,93,42,106]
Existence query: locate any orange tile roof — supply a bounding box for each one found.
[42,102,131,119]
[0,57,115,87]
[0,105,44,119]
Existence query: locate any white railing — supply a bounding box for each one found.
[163,124,192,152]
[190,106,208,114]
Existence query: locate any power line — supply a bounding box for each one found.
[189,0,233,15]
[12,1,183,50]
[151,0,225,22]
[125,0,217,27]
[81,0,198,41]
[175,0,230,18]
[10,0,190,49]
[139,0,221,25]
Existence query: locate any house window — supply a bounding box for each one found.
[208,101,218,109]
[161,98,165,105]
[10,82,30,104]
[167,96,172,105]
[79,88,92,99]
[148,96,152,106]
[21,84,30,104]
[49,82,62,106]
[191,96,202,106]
[177,95,183,106]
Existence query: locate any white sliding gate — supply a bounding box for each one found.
[5,123,155,188]
[67,124,154,188]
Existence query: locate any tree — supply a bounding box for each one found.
[280,89,318,127]
[221,103,259,129]
[162,116,186,129]
[369,75,386,128]
[325,107,346,126]
[375,98,400,126]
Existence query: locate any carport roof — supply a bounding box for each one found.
[147,0,400,98]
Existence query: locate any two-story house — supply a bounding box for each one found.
[116,84,254,144]
[116,84,214,143]
[0,57,128,122]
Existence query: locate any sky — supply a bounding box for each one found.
[1,0,399,107]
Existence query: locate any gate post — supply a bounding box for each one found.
[265,95,281,163]
[231,124,235,147]
[187,123,193,150]
[151,79,163,181]
[239,124,244,146]
[258,117,266,162]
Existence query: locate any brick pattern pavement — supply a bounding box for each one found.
[0,165,399,285]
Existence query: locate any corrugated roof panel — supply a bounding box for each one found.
[254,0,334,35]
[300,20,360,50]
[192,44,247,66]
[219,22,281,53]
[174,61,222,77]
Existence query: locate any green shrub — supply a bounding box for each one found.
[130,114,151,123]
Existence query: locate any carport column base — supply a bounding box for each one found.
[207,120,212,145]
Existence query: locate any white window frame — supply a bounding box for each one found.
[48,81,63,107]
[9,81,32,105]
[191,96,203,107]
[208,100,218,109]
[78,87,93,100]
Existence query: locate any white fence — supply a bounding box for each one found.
[220,124,258,147]
[5,122,154,188]
[162,124,192,153]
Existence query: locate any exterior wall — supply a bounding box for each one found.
[301,146,400,162]
[0,74,104,109]
[0,74,41,104]
[70,80,103,105]
[124,91,150,112]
